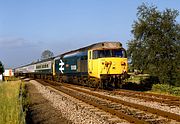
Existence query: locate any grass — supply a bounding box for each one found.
[0,81,26,124]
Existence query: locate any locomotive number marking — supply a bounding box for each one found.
[71,65,76,70]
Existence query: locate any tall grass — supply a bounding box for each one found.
[0,81,25,124]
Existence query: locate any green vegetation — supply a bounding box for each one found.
[0,81,27,124]
[151,84,180,96]
[126,74,149,84]
[0,61,4,75]
[127,3,180,86]
[41,49,54,60]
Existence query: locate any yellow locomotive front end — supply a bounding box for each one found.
[88,42,128,88]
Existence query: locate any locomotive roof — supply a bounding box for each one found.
[55,41,122,58]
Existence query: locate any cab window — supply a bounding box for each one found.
[92,49,127,59]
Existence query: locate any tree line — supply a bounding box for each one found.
[127,3,180,86]
[0,61,4,75]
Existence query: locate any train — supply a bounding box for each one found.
[15,41,129,89]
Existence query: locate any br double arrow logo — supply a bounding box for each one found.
[59,59,64,73]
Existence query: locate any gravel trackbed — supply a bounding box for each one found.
[26,82,72,124]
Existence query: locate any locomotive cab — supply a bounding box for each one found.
[88,42,128,88]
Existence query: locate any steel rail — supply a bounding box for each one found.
[66,85,180,122]
[113,91,180,107]
[37,80,147,124]
[62,83,180,106]
[115,89,180,101]
[58,86,147,124]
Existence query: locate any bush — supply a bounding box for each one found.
[152,84,172,92]
[151,84,180,96]
[169,87,180,96]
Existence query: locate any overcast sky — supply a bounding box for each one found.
[0,0,180,68]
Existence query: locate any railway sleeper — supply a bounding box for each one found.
[67,85,180,122]
[38,80,180,123]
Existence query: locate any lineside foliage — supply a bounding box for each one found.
[128,3,180,86]
[41,49,54,60]
[0,61,4,75]
[0,81,26,124]
[151,84,180,96]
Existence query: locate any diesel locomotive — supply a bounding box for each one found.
[15,41,129,88]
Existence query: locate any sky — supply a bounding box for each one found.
[0,0,180,68]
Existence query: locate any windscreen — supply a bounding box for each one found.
[92,49,126,59]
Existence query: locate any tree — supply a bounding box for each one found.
[127,3,180,86]
[0,61,4,75]
[41,50,54,60]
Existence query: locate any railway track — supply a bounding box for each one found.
[114,89,180,107]
[60,82,180,107]
[35,79,180,124]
